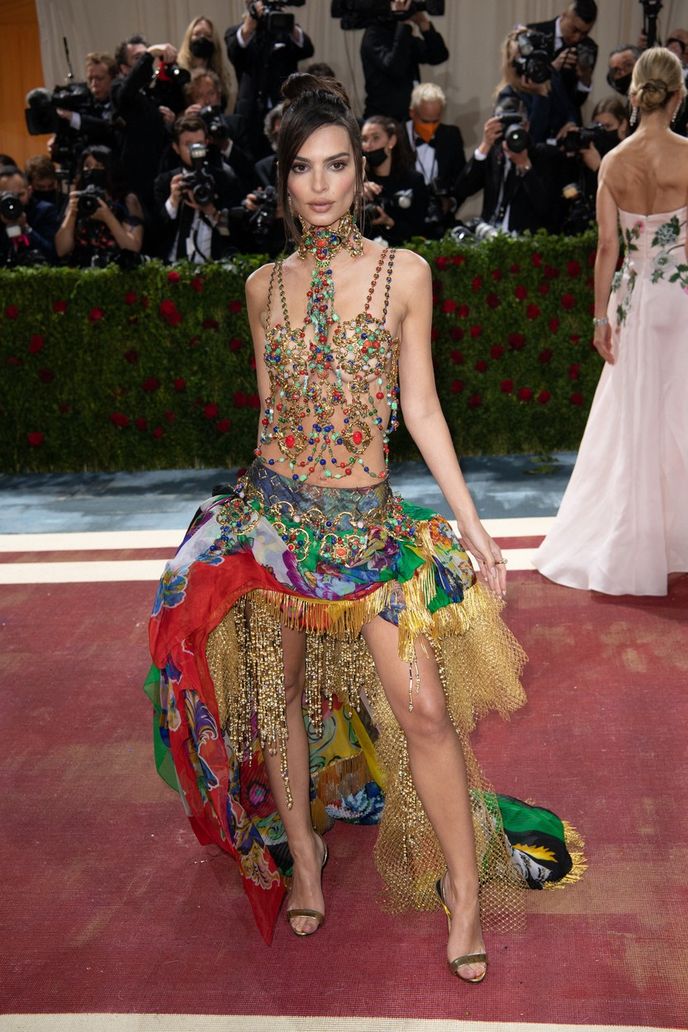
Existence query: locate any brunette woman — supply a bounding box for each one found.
[361,115,428,244]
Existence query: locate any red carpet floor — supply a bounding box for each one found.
[1,571,687,1027]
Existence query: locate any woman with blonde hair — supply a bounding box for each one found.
[178,15,233,109]
[535,48,688,595]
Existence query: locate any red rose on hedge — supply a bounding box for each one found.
[190,276,204,293]
[544,265,560,280]
[500,379,514,393]
[485,292,500,309]
[561,293,576,310]
[441,298,457,314]
[5,304,19,319]
[537,282,550,296]
[164,410,176,424]
[450,379,464,393]
[468,325,481,339]
[28,334,45,353]
[435,256,449,270]
[248,393,260,408]
[471,276,482,293]
[531,252,543,268]
[159,299,182,326]
[52,299,68,314]
[458,303,470,318]
[167,270,181,284]
[491,268,503,281]
[508,332,526,350]
[233,390,247,407]
[216,418,232,433]
[152,426,165,439]
[110,411,130,428]
[566,260,581,277]
[88,307,105,323]
[228,337,243,352]
[228,300,242,313]
[549,316,560,333]
[451,254,465,266]
[570,391,584,406]
[490,344,504,359]
[538,348,553,364]
[526,303,541,319]
[568,363,581,380]
[142,376,160,392]
[202,317,219,330]
[467,393,482,409]
[124,291,138,305]
[38,368,55,383]
[517,386,533,402]
[475,358,488,373]
[135,417,148,431]
[537,389,552,405]
[450,348,464,364]
[173,377,186,391]
[27,431,44,447]
[514,284,528,300]
[203,402,219,419]
[124,349,139,364]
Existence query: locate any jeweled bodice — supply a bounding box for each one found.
[256,249,400,484]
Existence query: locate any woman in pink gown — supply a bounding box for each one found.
[534,48,688,596]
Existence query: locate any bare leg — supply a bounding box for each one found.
[362,616,486,980]
[260,624,325,935]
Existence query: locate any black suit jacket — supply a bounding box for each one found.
[362,21,449,121]
[153,164,242,261]
[456,144,559,234]
[528,17,598,113]
[225,22,314,130]
[407,121,466,191]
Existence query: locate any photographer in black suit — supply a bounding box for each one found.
[361,0,449,122]
[456,98,558,235]
[528,0,598,119]
[405,82,465,237]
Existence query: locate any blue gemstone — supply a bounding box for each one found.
[292,474,298,481]
[268,459,275,465]
[320,459,326,465]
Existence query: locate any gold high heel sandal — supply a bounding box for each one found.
[286,833,329,937]
[435,877,488,983]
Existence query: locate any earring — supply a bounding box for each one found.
[630,106,638,127]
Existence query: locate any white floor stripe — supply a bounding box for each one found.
[0,1018,681,1032]
[0,519,554,553]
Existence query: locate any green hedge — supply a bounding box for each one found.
[0,230,598,473]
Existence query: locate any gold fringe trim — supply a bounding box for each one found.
[545,820,588,890]
[254,582,394,639]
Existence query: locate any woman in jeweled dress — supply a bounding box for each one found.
[147,73,581,982]
[534,48,688,595]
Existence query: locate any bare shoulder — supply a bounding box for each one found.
[245,261,276,304]
[389,246,431,285]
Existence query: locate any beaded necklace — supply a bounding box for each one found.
[258,214,399,483]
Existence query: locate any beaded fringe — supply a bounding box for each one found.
[206,578,529,928]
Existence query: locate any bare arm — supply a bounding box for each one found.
[593,163,620,364]
[245,263,275,440]
[396,252,506,596]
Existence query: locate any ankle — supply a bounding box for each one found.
[444,872,480,909]
[289,829,320,864]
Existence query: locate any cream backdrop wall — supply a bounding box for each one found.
[35,0,688,153]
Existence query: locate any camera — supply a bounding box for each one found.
[250,0,305,37]
[576,37,596,71]
[561,182,595,236]
[229,185,279,247]
[425,178,457,228]
[199,105,230,143]
[365,188,414,221]
[24,83,91,136]
[512,30,552,85]
[0,191,24,221]
[181,142,216,206]
[450,218,502,244]
[495,105,530,154]
[558,123,619,157]
[76,183,107,217]
[331,0,444,31]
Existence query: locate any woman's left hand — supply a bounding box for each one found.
[90,198,112,223]
[594,321,614,364]
[458,516,507,597]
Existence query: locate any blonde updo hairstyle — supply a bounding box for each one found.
[630,46,686,114]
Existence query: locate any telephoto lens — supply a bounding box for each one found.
[0,192,24,220]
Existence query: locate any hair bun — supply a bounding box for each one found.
[637,77,668,110]
[281,72,351,110]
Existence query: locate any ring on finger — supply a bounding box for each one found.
[495,558,508,566]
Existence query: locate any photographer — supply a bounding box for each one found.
[607,44,641,96]
[178,17,234,109]
[55,145,144,266]
[405,81,465,238]
[153,114,243,263]
[184,69,256,193]
[528,1,599,118]
[55,52,118,150]
[456,98,558,235]
[361,115,427,244]
[361,0,449,122]
[498,27,578,143]
[225,2,314,155]
[111,39,189,215]
[0,166,60,265]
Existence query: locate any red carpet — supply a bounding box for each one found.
[2,571,687,1027]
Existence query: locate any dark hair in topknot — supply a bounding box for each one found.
[277,72,364,243]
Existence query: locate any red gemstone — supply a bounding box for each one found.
[285,434,296,448]
[376,391,384,400]
[352,430,363,445]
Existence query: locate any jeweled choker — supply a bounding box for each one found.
[296,210,364,262]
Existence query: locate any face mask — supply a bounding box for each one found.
[607,71,632,95]
[413,118,440,143]
[594,128,620,156]
[33,189,58,205]
[190,37,215,60]
[81,168,107,189]
[365,146,388,169]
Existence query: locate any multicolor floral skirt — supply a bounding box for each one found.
[146,459,583,943]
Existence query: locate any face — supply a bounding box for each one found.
[174,129,208,166]
[609,50,636,82]
[87,63,113,102]
[83,155,105,172]
[667,40,686,66]
[192,19,213,41]
[122,43,147,72]
[560,10,593,46]
[287,124,357,226]
[0,173,30,204]
[361,121,394,153]
[32,175,56,192]
[593,111,626,137]
[192,78,221,108]
[411,99,443,124]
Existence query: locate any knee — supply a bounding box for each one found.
[399,687,453,743]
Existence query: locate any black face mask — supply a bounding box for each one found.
[33,189,58,206]
[190,37,215,60]
[81,168,107,189]
[365,147,388,169]
[607,71,632,95]
[594,128,621,156]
